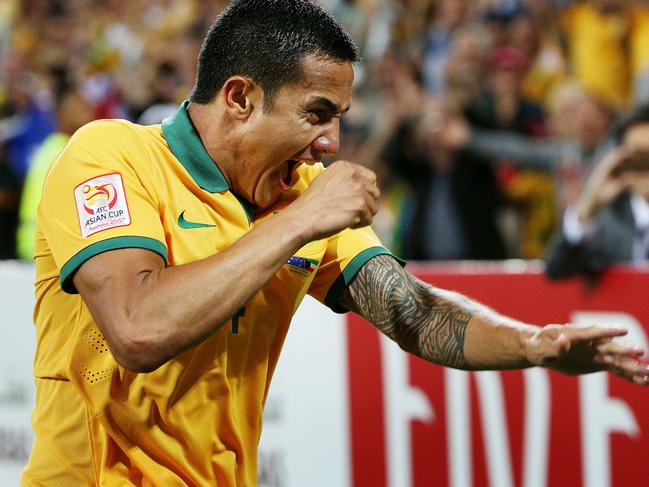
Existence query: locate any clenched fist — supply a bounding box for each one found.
[290,161,380,242]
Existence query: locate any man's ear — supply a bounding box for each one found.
[222,76,260,120]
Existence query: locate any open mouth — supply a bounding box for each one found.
[279,159,300,190]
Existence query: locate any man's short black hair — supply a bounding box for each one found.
[189,0,359,110]
[613,104,649,142]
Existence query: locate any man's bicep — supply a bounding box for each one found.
[73,248,165,348]
[338,254,412,337]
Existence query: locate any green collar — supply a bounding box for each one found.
[161,101,229,193]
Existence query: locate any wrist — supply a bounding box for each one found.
[519,325,540,367]
[274,206,316,249]
[576,200,595,225]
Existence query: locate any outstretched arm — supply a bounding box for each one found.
[339,255,649,384]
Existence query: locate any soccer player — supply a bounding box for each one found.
[22,1,649,485]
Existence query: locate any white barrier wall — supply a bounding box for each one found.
[0,262,36,485]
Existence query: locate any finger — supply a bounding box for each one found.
[350,205,374,229]
[365,192,380,216]
[595,355,649,385]
[365,181,380,200]
[355,165,377,185]
[562,325,628,343]
[596,341,645,358]
[352,213,372,229]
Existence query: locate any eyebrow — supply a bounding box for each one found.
[309,96,351,115]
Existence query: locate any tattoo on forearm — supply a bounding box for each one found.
[340,255,471,368]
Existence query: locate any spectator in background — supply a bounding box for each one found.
[421,0,472,95]
[16,88,94,260]
[383,97,506,261]
[559,0,631,110]
[1,73,55,182]
[137,61,184,125]
[511,11,566,107]
[465,44,553,258]
[439,81,619,257]
[0,73,55,259]
[545,105,649,279]
[630,1,649,104]
[442,22,492,108]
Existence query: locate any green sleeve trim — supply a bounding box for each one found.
[324,247,406,314]
[60,236,168,294]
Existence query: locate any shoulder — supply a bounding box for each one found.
[69,119,156,149]
[44,120,163,194]
[54,119,163,171]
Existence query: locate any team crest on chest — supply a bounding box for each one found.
[74,173,131,237]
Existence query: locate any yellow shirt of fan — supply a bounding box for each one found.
[561,4,630,109]
[22,101,399,486]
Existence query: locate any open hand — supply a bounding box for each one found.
[525,324,649,385]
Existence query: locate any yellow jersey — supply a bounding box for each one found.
[22,102,397,486]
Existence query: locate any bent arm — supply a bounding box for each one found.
[73,160,379,373]
[74,209,307,372]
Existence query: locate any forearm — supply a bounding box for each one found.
[466,129,565,171]
[393,278,538,370]
[343,256,538,370]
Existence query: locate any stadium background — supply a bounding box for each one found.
[1,1,649,486]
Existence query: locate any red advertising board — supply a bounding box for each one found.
[346,265,649,487]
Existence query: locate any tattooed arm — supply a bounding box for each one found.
[338,255,649,383]
[338,255,535,369]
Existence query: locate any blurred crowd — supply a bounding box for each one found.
[2,0,649,280]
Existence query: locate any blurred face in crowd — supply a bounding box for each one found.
[58,91,95,135]
[489,66,523,99]
[621,123,649,201]
[233,55,354,208]
[594,0,624,13]
[415,97,458,172]
[437,0,469,28]
[509,16,540,58]
[444,27,490,98]
[547,83,585,138]
[573,96,611,151]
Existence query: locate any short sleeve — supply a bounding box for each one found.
[308,225,405,313]
[38,120,168,293]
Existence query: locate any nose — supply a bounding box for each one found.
[312,121,340,156]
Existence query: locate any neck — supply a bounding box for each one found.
[187,101,238,188]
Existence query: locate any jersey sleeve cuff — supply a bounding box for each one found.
[324,247,406,314]
[60,236,168,294]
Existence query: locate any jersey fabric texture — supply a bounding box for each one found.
[22,101,400,486]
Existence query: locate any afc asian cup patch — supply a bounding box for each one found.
[74,173,131,237]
